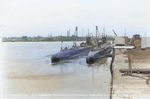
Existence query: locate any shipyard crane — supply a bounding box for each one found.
[74,26,78,37]
[95,26,101,37]
[112,30,117,36]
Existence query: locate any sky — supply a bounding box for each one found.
[0,0,150,37]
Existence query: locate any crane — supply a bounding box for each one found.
[112,30,117,36]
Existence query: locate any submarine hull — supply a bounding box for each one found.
[51,57,60,63]
[51,47,91,63]
[86,46,112,64]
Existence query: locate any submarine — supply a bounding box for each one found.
[86,26,113,64]
[86,42,112,64]
[50,36,93,63]
[51,45,91,63]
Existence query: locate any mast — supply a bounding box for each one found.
[74,26,78,37]
[102,26,106,44]
[96,26,98,37]
[103,26,105,37]
[88,29,89,36]
[125,29,126,36]
[95,26,99,46]
[82,29,83,37]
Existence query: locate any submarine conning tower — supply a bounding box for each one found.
[102,36,107,44]
[86,36,92,46]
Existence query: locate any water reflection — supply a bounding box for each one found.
[50,57,79,65]
[3,42,111,99]
[87,57,108,67]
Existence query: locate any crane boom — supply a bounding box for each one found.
[112,30,117,36]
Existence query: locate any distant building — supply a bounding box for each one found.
[67,31,69,37]
[67,29,70,37]
[141,37,150,48]
[22,36,28,41]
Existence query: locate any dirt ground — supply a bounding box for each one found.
[111,48,150,99]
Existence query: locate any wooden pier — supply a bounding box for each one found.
[120,69,150,74]
[110,48,150,99]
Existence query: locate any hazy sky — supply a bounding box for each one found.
[0,0,150,37]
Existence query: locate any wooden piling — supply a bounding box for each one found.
[127,51,132,74]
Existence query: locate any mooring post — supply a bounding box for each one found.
[127,51,132,75]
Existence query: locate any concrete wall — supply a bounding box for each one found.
[115,36,125,45]
[141,37,150,48]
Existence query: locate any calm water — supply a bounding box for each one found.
[2,42,112,99]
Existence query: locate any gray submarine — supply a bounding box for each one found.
[51,37,93,63]
[86,27,113,64]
